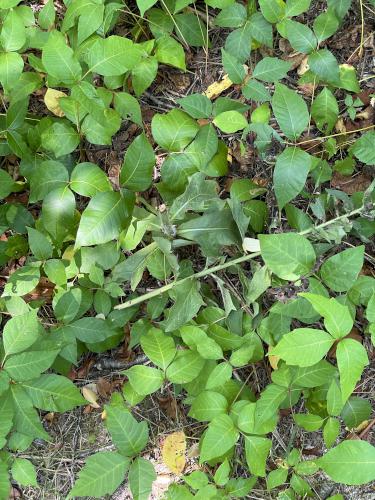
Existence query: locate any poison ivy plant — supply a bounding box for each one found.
[0,0,374,497]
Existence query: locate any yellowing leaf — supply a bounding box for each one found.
[82,385,100,408]
[162,431,186,474]
[268,346,280,370]
[44,88,67,117]
[203,74,233,100]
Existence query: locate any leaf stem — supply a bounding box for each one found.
[115,205,366,310]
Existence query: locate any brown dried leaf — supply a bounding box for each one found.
[331,172,372,195]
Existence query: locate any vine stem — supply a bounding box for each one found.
[115,206,366,311]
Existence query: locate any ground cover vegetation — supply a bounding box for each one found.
[0,0,375,498]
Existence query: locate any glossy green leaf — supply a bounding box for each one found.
[152,109,199,152]
[318,441,375,485]
[128,458,156,500]
[253,57,291,82]
[336,338,368,402]
[67,452,130,499]
[120,133,155,191]
[320,246,364,292]
[259,233,316,280]
[70,162,112,197]
[11,458,37,487]
[273,147,311,209]
[105,404,148,456]
[200,414,239,463]
[213,110,247,133]
[76,191,134,247]
[124,365,164,395]
[272,328,334,367]
[272,83,309,140]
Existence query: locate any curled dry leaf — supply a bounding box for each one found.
[44,88,67,117]
[161,431,186,474]
[203,74,233,100]
[82,384,100,408]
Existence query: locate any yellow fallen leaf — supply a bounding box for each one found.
[44,88,67,117]
[268,346,280,370]
[203,74,233,100]
[162,431,186,474]
[82,385,100,408]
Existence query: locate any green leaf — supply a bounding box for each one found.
[152,109,199,152]
[351,131,375,165]
[0,460,10,500]
[181,325,223,360]
[128,458,156,500]
[70,162,112,197]
[155,35,186,70]
[11,458,37,487]
[273,147,311,209]
[164,279,204,332]
[336,338,368,403]
[114,92,143,126]
[4,349,58,382]
[42,187,76,244]
[42,30,82,84]
[213,110,247,133]
[255,383,287,423]
[200,414,239,463]
[308,49,339,83]
[67,452,130,498]
[272,328,334,367]
[221,49,245,85]
[169,172,220,221]
[120,133,155,191]
[3,265,40,297]
[10,385,50,440]
[267,467,288,490]
[318,440,375,485]
[27,227,53,260]
[189,391,228,422]
[136,0,158,17]
[320,246,364,292]
[124,365,164,395]
[166,350,205,384]
[313,10,339,42]
[0,169,14,199]
[175,13,207,48]
[299,293,353,338]
[327,0,352,19]
[272,83,309,140]
[285,19,317,53]
[23,374,86,411]
[76,191,134,248]
[206,362,232,390]
[105,405,148,456]
[285,0,311,16]
[259,233,316,280]
[244,436,272,477]
[132,57,158,96]
[311,87,339,133]
[77,3,104,45]
[215,3,247,28]
[42,121,80,157]
[294,413,324,431]
[29,160,69,202]
[253,57,291,82]
[248,12,273,47]
[3,311,39,356]
[177,94,213,119]
[85,35,142,76]
[140,327,176,370]
[341,396,372,428]
[323,417,340,448]
[258,0,285,23]
[1,8,25,51]
[0,52,24,90]
[327,379,343,416]
[38,0,55,29]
